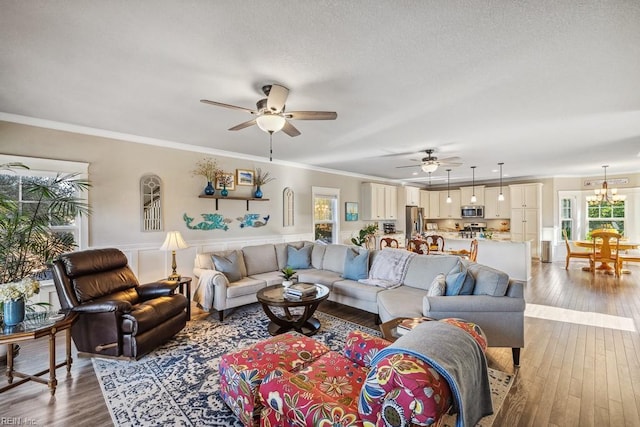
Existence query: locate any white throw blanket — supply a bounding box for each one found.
[358,248,416,289]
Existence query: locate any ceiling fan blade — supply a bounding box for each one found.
[228,119,257,131]
[266,84,289,113]
[395,164,420,169]
[439,161,463,167]
[439,156,462,163]
[201,99,255,114]
[282,120,301,137]
[286,111,338,120]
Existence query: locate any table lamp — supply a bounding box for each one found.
[160,231,189,280]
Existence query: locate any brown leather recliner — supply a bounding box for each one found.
[52,248,188,360]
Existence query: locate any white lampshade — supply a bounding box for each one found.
[160,231,189,251]
[421,162,438,173]
[498,192,505,201]
[256,114,286,133]
[470,195,477,203]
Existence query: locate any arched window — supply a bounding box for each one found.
[141,174,163,231]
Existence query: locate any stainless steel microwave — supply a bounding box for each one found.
[461,205,484,218]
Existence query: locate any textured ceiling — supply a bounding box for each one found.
[1,1,639,186]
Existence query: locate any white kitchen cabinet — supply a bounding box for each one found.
[428,191,440,218]
[509,183,542,209]
[361,183,397,220]
[419,190,430,218]
[460,185,485,206]
[404,186,421,206]
[438,189,461,219]
[484,187,511,219]
[509,183,542,258]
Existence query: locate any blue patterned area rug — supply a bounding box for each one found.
[93,304,513,426]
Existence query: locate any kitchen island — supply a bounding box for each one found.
[444,237,531,281]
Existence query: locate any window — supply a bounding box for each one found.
[560,198,573,240]
[312,187,340,244]
[586,201,625,238]
[0,155,89,251]
[141,174,163,231]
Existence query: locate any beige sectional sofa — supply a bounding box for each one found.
[193,241,525,365]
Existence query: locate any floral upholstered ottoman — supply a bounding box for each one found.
[219,331,330,427]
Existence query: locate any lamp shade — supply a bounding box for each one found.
[256,114,286,133]
[421,162,438,173]
[160,231,189,251]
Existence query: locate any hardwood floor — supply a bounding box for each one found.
[1,259,639,426]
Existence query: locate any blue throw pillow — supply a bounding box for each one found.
[459,268,476,295]
[445,270,466,296]
[287,245,312,269]
[342,248,369,280]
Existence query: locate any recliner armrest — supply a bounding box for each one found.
[137,281,178,299]
[73,300,132,313]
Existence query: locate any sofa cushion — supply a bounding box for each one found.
[249,271,286,286]
[212,251,245,282]
[287,245,312,269]
[376,286,426,320]
[403,255,460,290]
[322,244,351,273]
[226,277,267,298]
[332,279,384,303]
[311,244,326,269]
[465,262,510,296]
[243,244,278,276]
[297,269,341,287]
[342,248,369,281]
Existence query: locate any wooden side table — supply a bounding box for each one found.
[1,311,78,396]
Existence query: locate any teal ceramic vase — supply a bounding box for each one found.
[254,186,263,199]
[3,298,25,326]
[204,181,215,195]
[221,185,228,197]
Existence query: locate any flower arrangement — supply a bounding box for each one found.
[216,170,234,187]
[191,157,220,182]
[0,277,40,303]
[254,168,275,186]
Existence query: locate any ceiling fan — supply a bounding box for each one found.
[396,149,462,173]
[200,84,337,138]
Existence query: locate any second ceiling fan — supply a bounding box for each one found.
[396,149,462,173]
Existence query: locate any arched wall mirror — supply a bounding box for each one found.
[141,174,163,232]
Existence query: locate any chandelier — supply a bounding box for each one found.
[586,165,626,206]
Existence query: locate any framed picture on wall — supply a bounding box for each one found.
[345,202,358,221]
[236,169,254,186]
[215,173,235,190]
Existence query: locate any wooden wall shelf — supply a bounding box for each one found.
[198,195,270,211]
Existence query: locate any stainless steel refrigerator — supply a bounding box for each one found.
[405,206,424,242]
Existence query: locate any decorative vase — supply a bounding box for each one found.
[3,298,25,326]
[282,280,293,288]
[204,181,215,196]
[221,185,229,197]
[254,186,263,199]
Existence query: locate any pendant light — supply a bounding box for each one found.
[470,166,477,203]
[446,169,452,203]
[498,162,505,201]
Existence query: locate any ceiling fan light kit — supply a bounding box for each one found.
[256,114,286,133]
[421,162,439,173]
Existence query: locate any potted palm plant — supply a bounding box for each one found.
[0,163,90,329]
[280,267,297,288]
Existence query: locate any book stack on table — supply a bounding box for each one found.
[396,317,435,336]
[284,283,318,299]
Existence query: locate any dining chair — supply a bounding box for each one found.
[379,237,399,250]
[407,239,428,254]
[425,235,445,254]
[562,229,592,270]
[590,230,621,277]
[469,239,479,262]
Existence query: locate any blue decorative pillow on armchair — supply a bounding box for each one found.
[287,245,312,269]
[343,248,369,280]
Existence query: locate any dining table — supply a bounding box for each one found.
[575,240,640,274]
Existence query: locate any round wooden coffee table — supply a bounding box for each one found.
[256,284,330,336]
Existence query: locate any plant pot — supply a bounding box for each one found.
[204,181,215,196]
[282,280,293,288]
[3,299,25,326]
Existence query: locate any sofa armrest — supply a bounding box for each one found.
[73,300,132,314]
[423,294,525,314]
[506,279,524,298]
[192,269,229,311]
[343,330,391,367]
